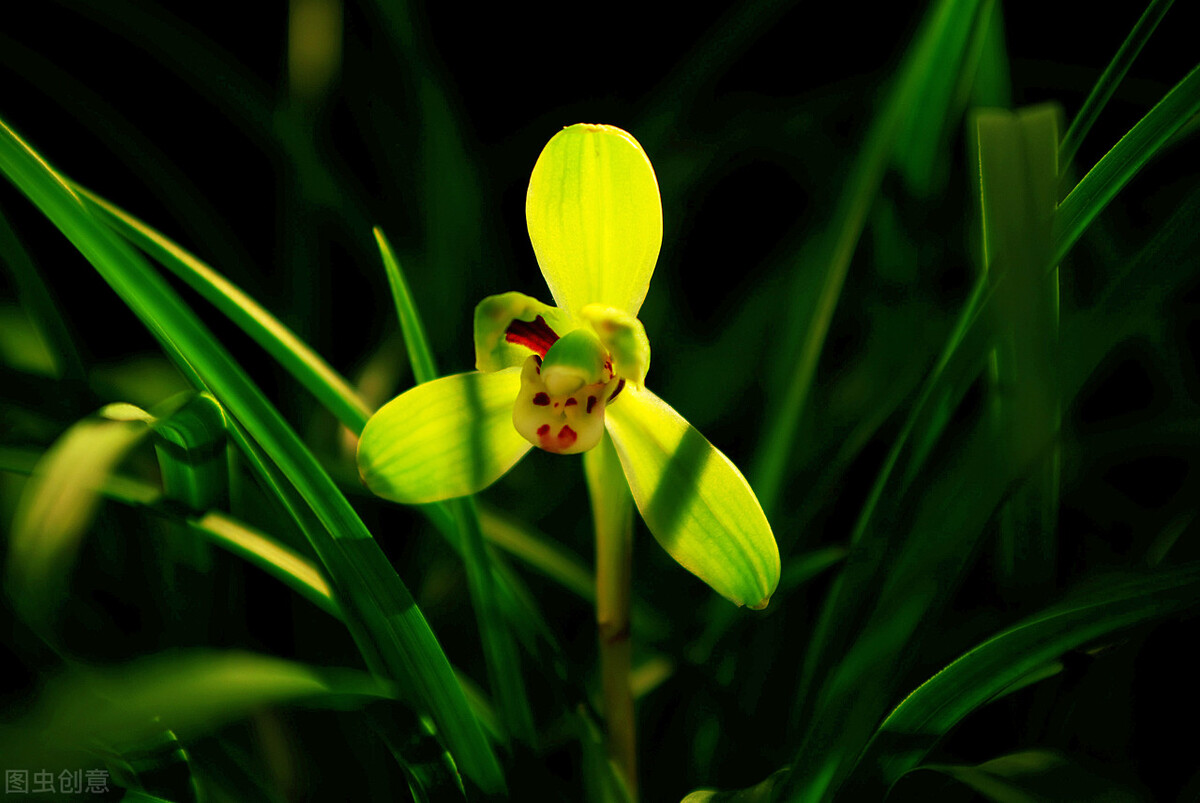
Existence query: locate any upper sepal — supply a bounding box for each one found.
[526,124,663,317]
[603,386,780,608]
[357,368,531,504]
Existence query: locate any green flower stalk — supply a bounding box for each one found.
[357,123,779,611]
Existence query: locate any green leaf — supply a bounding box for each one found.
[375,226,537,746]
[680,768,788,802]
[975,104,1061,598]
[0,205,87,383]
[357,368,532,504]
[1055,61,1200,265]
[0,651,392,769]
[526,124,663,317]
[1058,0,1176,176]
[604,385,779,608]
[0,116,505,795]
[151,391,230,512]
[752,0,991,514]
[891,0,997,196]
[79,187,373,435]
[7,403,156,622]
[375,226,440,384]
[899,751,1149,803]
[850,564,1200,793]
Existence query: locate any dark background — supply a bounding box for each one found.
[3,2,1199,800]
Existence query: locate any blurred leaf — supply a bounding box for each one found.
[106,727,200,803]
[0,207,86,382]
[898,751,1149,803]
[849,564,1200,794]
[0,304,59,377]
[80,188,373,435]
[477,505,596,603]
[0,116,505,795]
[0,651,391,769]
[753,0,990,514]
[975,104,1061,598]
[576,705,633,803]
[7,402,156,622]
[892,0,997,196]
[680,768,787,802]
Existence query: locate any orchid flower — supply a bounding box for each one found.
[357,124,779,609]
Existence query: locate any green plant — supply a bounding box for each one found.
[2,1,1198,801]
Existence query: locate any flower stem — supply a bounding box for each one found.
[584,434,638,801]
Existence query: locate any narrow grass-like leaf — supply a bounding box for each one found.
[849,564,1200,794]
[790,276,994,725]
[0,444,338,619]
[0,118,505,795]
[784,404,1051,800]
[0,651,393,769]
[1055,62,1200,265]
[103,726,199,803]
[680,768,788,803]
[899,750,1150,802]
[892,0,997,196]
[7,403,156,622]
[374,227,438,387]
[194,510,338,618]
[478,506,596,603]
[79,188,373,435]
[372,225,536,747]
[1058,0,1176,176]
[752,0,989,514]
[0,205,87,384]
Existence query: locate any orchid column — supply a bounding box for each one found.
[358,124,780,798]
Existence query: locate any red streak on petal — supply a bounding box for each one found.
[533,392,550,406]
[586,396,597,413]
[608,379,625,403]
[505,315,559,357]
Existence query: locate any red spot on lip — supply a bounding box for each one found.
[533,392,550,406]
[505,315,559,357]
[557,426,577,447]
[537,424,550,436]
[565,397,578,407]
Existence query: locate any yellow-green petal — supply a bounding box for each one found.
[581,304,651,387]
[473,291,574,372]
[604,386,780,608]
[526,124,663,317]
[357,368,531,504]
